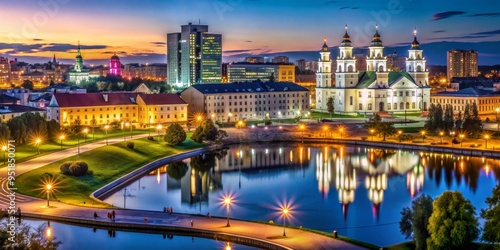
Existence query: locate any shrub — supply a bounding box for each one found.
[164,123,187,145]
[264,120,272,125]
[485,117,491,122]
[126,141,134,149]
[361,136,368,141]
[147,136,154,141]
[399,134,414,141]
[452,138,460,144]
[60,162,72,175]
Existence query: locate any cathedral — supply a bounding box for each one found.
[68,42,91,85]
[316,26,431,115]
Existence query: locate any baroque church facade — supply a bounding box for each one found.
[316,26,431,115]
[68,42,91,85]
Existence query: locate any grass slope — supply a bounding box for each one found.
[16,135,203,207]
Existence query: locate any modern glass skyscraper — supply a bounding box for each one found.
[167,23,222,87]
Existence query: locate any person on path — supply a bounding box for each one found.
[112,210,116,222]
[93,212,98,220]
[190,220,194,227]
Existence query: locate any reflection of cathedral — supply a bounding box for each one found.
[406,164,424,198]
[333,147,357,220]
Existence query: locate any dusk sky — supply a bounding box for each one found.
[1,0,500,65]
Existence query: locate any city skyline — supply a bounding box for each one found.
[1,0,500,65]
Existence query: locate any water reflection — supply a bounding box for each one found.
[105,144,500,246]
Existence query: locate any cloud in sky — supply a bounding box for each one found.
[468,12,500,17]
[469,29,500,36]
[433,11,466,20]
[433,30,446,33]
[0,42,109,55]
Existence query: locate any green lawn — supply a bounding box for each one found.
[385,242,493,250]
[393,112,422,117]
[16,134,204,207]
[311,111,362,119]
[4,128,150,165]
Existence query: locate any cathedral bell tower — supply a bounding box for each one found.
[316,38,333,110]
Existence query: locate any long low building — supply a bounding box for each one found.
[431,87,500,115]
[0,105,46,121]
[180,81,310,121]
[47,92,188,126]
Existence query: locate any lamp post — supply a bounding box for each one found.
[2,145,6,165]
[46,183,52,207]
[104,125,110,145]
[421,131,426,143]
[157,124,163,142]
[211,113,215,121]
[223,197,231,227]
[339,128,344,139]
[228,113,233,124]
[83,128,88,142]
[125,122,131,139]
[59,135,65,149]
[439,131,444,144]
[370,129,375,141]
[282,207,289,237]
[299,124,305,144]
[35,138,41,154]
[460,134,465,147]
[196,115,202,126]
[122,122,126,141]
[398,130,403,142]
[323,125,328,137]
[77,133,80,154]
[485,134,490,149]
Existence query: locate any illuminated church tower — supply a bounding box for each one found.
[109,53,122,76]
[315,38,333,110]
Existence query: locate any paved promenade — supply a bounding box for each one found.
[20,199,366,250]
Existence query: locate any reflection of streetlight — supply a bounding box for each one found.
[225,242,231,250]
[299,124,305,144]
[104,125,110,145]
[282,207,290,237]
[35,138,41,154]
[370,129,375,141]
[460,134,465,147]
[46,183,52,207]
[157,125,163,142]
[46,221,52,238]
[485,134,490,149]
[59,134,65,149]
[2,145,6,165]
[439,131,444,144]
[223,196,232,227]
[323,125,328,137]
[398,130,403,142]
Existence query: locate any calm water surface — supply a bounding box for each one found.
[104,143,500,247]
[24,220,255,250]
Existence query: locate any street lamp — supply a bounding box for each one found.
[339,128,344,139]
[196,115,202,125]
[223,196,231,227]
[211,113,215,121]
[398,130,403,142]
[370,129,375,141]
[83,128,88,142]
[46,221,52,238]
[299,124,305,144]
[420,131,426,143]
[59,134,65,149]
[282,207,290,237]
[157,124,163,142]
[104,125,110,145]
[459,134,465,147]
[122,122,127,141]
[46,183,52,207]
[228,113,233,123]
[485,134,490,149]
[35,138,41,154]
[125,122,131,139]
[322,125,328,137]
[2,145,6,165]
[439,131,444,144]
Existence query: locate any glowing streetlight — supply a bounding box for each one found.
[228,113,233,123]
[46,183,52,207]
[420,130,426,143]
[223,196,232,227]
[46,221,52,238]
[459,134,465,147]
[104,125,110,145]
[398,130,403,142]
[59,134,65,149]
[211,113,215,120]
[83,128,89,142]
[224,242,232,250]
[439,131,444,144]
[339,128,344,139]
[282,207,290,237]
[157,124,163,142]
[484,134,490,149]
[196,115,202,125]
[2,145,6,165]
[237,120,244,129]
[322,125,328,137]
[299,124,305,144]
[370,129,375,141]
[35,138,42,154]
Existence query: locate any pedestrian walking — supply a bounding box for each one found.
[112,210,116,222]
[93,212,98,220]
[17,207,21,218]
[190,220,194,227]
[107,212,112,220]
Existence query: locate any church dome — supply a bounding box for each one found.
[341,25,352,46]
[111,54,120,60]
[371,25,383,47]
[410,29,421,50]
[322,38,329,52]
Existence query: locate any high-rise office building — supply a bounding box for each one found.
[228,63,295,83]
[167,23,222,87]
[0,57,11,85]
[447,49,478,80]
[272,56,289,64]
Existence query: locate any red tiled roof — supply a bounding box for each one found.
[138,93,186,105]
[52,93,186,108]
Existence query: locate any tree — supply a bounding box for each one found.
[192,119,219,143]
[427,191,479,250]
[481,184,500,244]
[21,80,34,91]
[186,121,192,132]
[364,113,395,140]
[47,119,60,141]
[326,97,335,119]
[0,123,10,145]
[164,123,186,145]
[462,101,482,137]
[0,219,61,249]
[455,110,463,130]
[399,194,434,250]
[443,104,454,133]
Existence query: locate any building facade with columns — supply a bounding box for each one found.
[316,26,431,115]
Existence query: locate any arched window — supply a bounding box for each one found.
[412,102,416,109]
[394,103,397,110]
[348,65,354,72]
[378,65,384,72]
[417,65,422,72]
[359,103,363,110]
[400,102,404,110]
[406,102,410,109]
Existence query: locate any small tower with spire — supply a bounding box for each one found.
[366,24,387,72]
[406,28,426,73]
[315,37,333,110]
[74,41,83,73]
[336,25,358,88]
